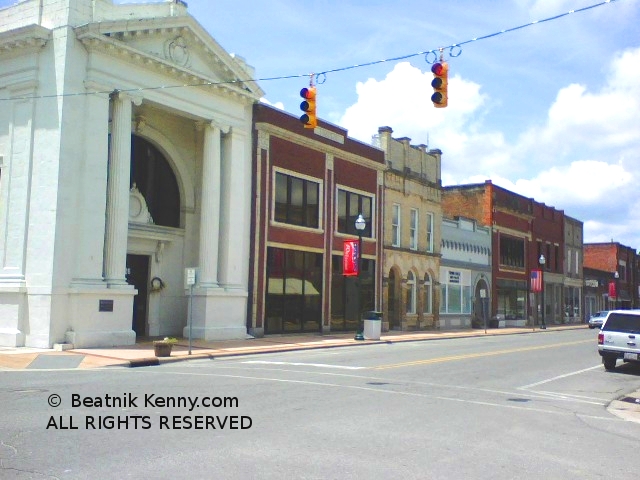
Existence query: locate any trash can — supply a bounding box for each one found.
[363,311,382,340]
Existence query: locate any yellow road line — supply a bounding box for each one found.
[374,339,592,370]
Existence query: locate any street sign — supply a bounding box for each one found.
[185,268,196,288]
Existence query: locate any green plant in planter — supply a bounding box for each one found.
[153,337,179,357]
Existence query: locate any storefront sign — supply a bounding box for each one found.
[343,240,359,276]
[448,271,461,284]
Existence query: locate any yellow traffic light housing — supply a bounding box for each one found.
[299,87,317,129]
[431,61,448,108]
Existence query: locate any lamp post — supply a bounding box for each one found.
[614,270,619,310]
[539,254,547,329]
[354,214,366,341]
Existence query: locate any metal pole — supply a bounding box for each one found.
[354,231,364,340]
[188,284,193,355]
[483,297,487,334]
[541,282,546,329]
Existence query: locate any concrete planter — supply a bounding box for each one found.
[153,341,173,357]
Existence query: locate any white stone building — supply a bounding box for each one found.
[0,0,263,347]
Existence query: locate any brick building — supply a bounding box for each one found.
[564,216,584,322]
[584,242,639,310]
[248,104,386,336]
[443,180,567,326]
[375,127,442,331]
[531,201,565,325]
[583,267,611,318]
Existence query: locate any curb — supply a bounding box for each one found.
[607,391,640,424]
[117,326,587,368]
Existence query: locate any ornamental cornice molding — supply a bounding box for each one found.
[0,24,50,57]
[255,122,386,172]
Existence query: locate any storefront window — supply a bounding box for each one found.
[265,247,323,334]
[496,279,526,319]
[330,254,376,331]
[439,268,472,314]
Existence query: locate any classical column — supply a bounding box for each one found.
[104,92,133,287]
[218,127,249,289]
[197,122,223,287]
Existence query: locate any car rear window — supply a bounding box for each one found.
[602,313,640,333]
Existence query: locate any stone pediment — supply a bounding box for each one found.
[75,16,263,101]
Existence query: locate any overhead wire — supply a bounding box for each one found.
[0,0,620,102]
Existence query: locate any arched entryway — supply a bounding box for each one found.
[126,135,181,337]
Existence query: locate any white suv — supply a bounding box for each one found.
[597,310,640,371]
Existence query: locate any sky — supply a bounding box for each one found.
[2,0,639,250]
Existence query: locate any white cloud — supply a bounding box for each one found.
[260,97,285,110]
[339,62,512,178]
[339,47,640,247]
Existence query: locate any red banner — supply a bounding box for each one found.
[530,269,543,293]
[608,281,617,299]
[343,240,359,276]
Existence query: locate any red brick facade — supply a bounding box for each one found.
[584,242,638,308]
[443,180,569,325]
[248,104,385,336]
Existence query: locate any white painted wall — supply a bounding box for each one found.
[0,0,262,347]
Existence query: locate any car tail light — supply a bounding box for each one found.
[598,333,604,345]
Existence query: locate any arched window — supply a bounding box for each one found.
[423,273,432,314]
[407,271,416,314]
[130,135,181,228]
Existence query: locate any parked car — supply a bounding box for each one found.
[588,310,609,329]
[597,310,640,371]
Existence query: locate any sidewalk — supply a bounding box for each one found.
[1,324,638,423]
[0,324,588,370]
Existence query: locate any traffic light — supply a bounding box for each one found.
[299,87,317,129]
[431,61,448,108]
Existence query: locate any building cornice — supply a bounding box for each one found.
[0,24,50,57]
[255,122,387,172]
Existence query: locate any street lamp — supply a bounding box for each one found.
[354,214,366,341]
[614,270,620,310]
[539,254,547,330]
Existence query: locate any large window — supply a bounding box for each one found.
[274,172,320,228]
[499,235,525,269]
[426,212,434,253]
[265,248,323,334]
[496,279,526,320]
[392,204,401,247]
[439,269,472,314]
[337,188,373,237]
[423,273,432,314]
[407,271,416,314]
[331,255,376,331]
[131,135,180,228]
[409,209,418,250]
[564,286,581,320]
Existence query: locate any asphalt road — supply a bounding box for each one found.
[1,329,639,479]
